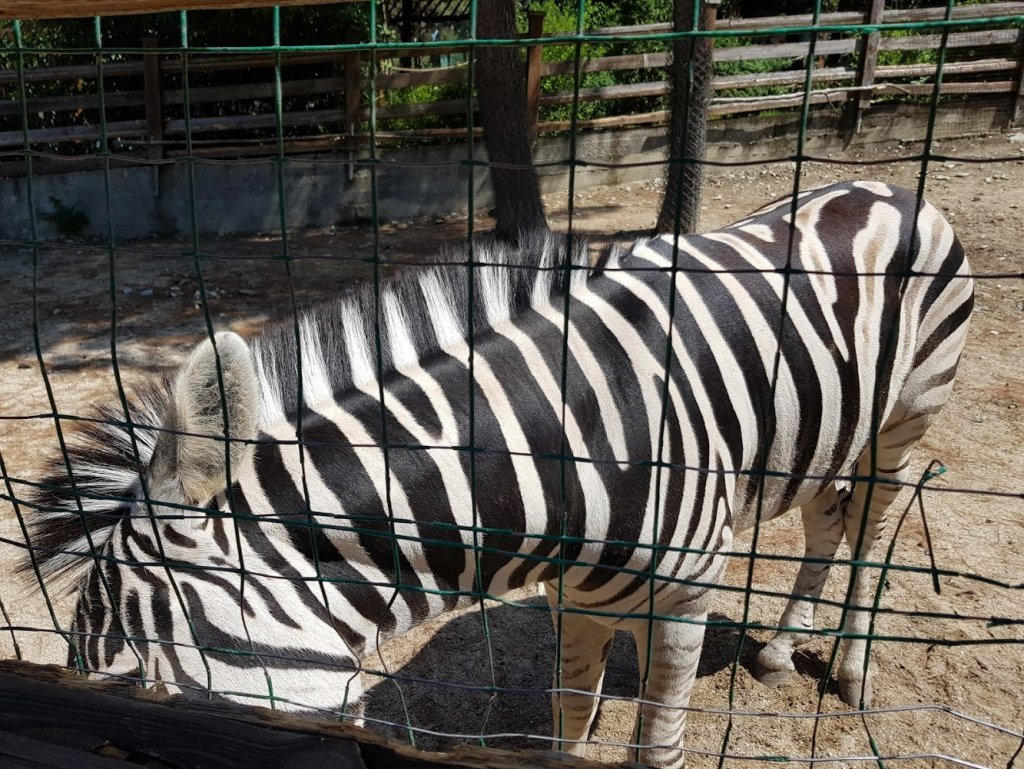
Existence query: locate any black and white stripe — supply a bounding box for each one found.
[24,183,974,767]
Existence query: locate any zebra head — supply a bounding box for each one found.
[36,332,365,719]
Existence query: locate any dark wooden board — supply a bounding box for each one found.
[0,661,622,769]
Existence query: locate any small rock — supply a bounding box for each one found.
[138,287,154,297]
[1008,133,1024,143]
[122,287,133,295]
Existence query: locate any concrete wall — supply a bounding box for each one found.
[0,98,1011,241]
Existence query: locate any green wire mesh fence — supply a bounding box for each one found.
[1,1,1023,766]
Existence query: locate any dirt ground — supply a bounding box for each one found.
[1,131,1022,767]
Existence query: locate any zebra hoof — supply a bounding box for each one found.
[753,647,795,688]
[837,672,873,709]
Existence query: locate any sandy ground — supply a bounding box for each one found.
[1,130,1022,767]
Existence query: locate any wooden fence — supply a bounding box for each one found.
[1,1,1022,166]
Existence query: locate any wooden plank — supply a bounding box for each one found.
[163,75,346,105]
[0,661,626,769]
[879,28,1021,52]
[163,108,346,135]
[0,665,366,769]
[713,37,856,63]
[539,80,669,107]
[0,120,147,149]
[538,110,669,133]
[0,52,343,87]
[714,66,852,91]
[0,89,147,117]
[876,57,1019,79]
[375,66,468,89]
[540,51,670,78]
[0,60,142,86]
[2,0,361,22]
[0,731,134,769]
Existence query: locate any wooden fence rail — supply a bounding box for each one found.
[1,2,1022,160]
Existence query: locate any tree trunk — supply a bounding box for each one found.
[656,0,716,236]
[475,0,547,241]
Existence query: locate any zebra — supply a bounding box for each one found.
[21,181,973,767]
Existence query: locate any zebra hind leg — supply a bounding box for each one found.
[629,613,708,769]
[754,482,848,688]
[544,582,615,758]
[836,426,926,708]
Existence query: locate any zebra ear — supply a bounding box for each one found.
[150,332,261,505]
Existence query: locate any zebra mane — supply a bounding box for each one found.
[21,229,592,590]
[21,378,170,593]
[250,229,591,422]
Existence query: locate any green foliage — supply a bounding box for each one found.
[380,81,472,132]
[713,35,792,99]
[42,196,89,238]
[521,0,672,122]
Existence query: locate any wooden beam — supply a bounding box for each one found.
[2,0,361,22]
[0,660,625,769]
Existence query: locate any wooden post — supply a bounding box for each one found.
[142,36,163,195]
[846,0,885,134]
[400,0,414,68]
[703,0,719,32]
[343,25,361,179]
[525,10,545,141]
[1012,26,1024,126]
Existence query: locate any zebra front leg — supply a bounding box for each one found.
[545,582,615,757]
[629,614,707,769]
[754,483,847,687]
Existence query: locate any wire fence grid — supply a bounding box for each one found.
[1,1,1023,767]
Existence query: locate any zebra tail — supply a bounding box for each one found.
[19,379,172,594]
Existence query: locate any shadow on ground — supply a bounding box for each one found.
[361,598,836,753]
